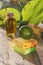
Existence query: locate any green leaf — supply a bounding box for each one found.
[21,0,43,24]
[29,12,43,24]
[0,8,21,25]
[21,0,40,21]
[28,0,43,24]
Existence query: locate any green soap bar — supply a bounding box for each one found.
[14,45,36,55]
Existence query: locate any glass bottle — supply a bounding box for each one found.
[5,12,16,37]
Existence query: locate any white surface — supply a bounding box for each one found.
[3,0,10,2]
[0,1,3,9]
[0,28,43,65]
[0,28,35,65]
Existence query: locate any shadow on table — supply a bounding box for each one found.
[0,26,5,30]
[18,51,41,65]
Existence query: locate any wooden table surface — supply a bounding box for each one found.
[0,27,43,65]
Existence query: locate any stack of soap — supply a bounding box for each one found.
[14,45,36,55]
[11,38,38,55]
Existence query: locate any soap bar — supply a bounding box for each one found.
[12,38,38,50]
[14,45,36,55]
